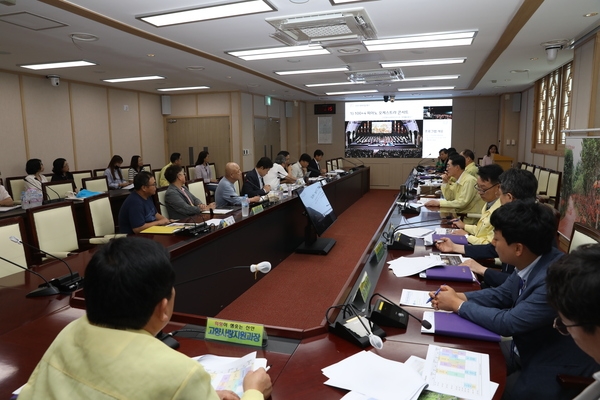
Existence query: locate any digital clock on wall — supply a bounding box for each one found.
[314,103,336,115]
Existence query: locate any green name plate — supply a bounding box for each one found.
[205,318,264,347]
[251,204,264,215]
[374,241,385,263]
[357,271,371,303]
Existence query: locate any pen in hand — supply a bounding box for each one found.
[426,285,445,303]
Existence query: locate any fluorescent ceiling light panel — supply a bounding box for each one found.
[380,58,466,68]
[306,81,361,87]
[157,86,210,92]
[397,86,455,92]
[103,75,165,83]
[19,60,96,70]
[326,89,377,95]
[365,31,476,51]
[275,66,349,75]
[402,75,460,81]
[138,0,275,27]
[228,45,329,60]
[330,0,366,3]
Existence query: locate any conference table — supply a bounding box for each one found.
[0,166,507,399]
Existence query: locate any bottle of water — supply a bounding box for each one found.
[241,194,249,217]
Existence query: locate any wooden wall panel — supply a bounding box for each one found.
[108,89,140,160]
[0,72,27,177]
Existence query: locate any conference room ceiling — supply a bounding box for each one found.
[0,0,599,102]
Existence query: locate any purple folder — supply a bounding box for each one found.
[432,233,469,245]
[435,312,500,342]
[425,265,473,282]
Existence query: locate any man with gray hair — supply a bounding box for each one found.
[264,151,295,188]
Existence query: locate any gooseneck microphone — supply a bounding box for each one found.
[347,304,383,349]
[0,255,60,297]
[10,236,83,292]
[157,261,272,348]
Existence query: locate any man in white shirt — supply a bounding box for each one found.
[290,153,311,181]
[0,184,13,206]
[264,152,295,188]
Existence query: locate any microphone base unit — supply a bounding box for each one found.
[176,223,211,236]
[156,331,180,349]
[369,300,409,329]
[398,203,420,216]
[27,284,62,298]
[329,319,386,349]
[387,234,415,251]
[41,272,84,293]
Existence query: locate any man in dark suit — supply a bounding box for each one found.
[430,201,598,399]
[307,149,325,177]
[164,165,215,220]
[241,157,273,198]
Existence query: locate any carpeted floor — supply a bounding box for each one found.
[216,189,398,330]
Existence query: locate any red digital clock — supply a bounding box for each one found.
[314,103,336,115]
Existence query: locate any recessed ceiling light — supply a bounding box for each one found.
[397,86,455,92]
[306,81,360,87]
[402,75,459,81]
[275,66,349,75]
[69,33,99,42]
[103,75,165,83]
[530,57,538,61]
[247,83,260,88]
[147,54,155,57]
[364,31,477,51]
[510,69,529,73]
[290,0,309,3]
[186,66,205,71]
[228,44,329,61]
[330,0,365,3]
[325,89,378,95]
[157,86,210,92]
[584,12,598,17]
[19,60,97,70]
[138,0,276,27]
[380,58,466,68]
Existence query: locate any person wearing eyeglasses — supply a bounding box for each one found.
[436,168,539,288]
[429,201,598,400]
[547,244,600,399]
[424,153,485,224]
[451,164,503,245]
[118,171,171,234]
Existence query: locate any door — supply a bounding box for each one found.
[166,117,230,179]
[254,117,281,161]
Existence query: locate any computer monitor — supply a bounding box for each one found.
[296,181,337,255]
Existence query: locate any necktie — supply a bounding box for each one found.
[518,278,525,296]
[181,187,194,206]
[259,176,264,189]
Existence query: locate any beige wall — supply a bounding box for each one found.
[0,72,165,179]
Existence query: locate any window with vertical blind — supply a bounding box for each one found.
[533,62,572,154]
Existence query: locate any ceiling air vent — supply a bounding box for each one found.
[347,69,405,84]
[266,8,376,45]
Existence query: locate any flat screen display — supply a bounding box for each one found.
[344,99,452,159]
[297,181,337,236]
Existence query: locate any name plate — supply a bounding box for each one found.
[205,318,265,347]
[220,216,236,228]
[251,204,264,215]
[373,241,385,263]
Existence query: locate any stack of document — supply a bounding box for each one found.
[387,254,443,277]
[322,350,428,400]
[323,346,498,400]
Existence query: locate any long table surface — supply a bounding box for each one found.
[0,170,507,399]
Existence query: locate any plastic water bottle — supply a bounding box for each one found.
[241,194,249,217]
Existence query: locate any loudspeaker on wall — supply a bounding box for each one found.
[161,95,171,115]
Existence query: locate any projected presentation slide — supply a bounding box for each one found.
[344,99,452,159]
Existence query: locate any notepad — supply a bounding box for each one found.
[421,311,500,342]
[140,225,183,234]
[432,233,469,245]
[423,265,475,282]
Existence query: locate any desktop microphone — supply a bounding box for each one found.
[45,185,62,201]
[9,236,83,293]
[367,293,432,330]
[157,261,272,348]
[341,157,364,169]
[0,254,61,297]
[327,303,385,349]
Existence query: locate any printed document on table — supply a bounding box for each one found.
[322,350,427,400]
[388,254,442,277]
[422,345,497,400]
[394,228,434,238]
[202,209,233,214]
[193,352,267,397]
[400,289,434,309]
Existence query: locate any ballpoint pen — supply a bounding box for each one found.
[426,285,445,303]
